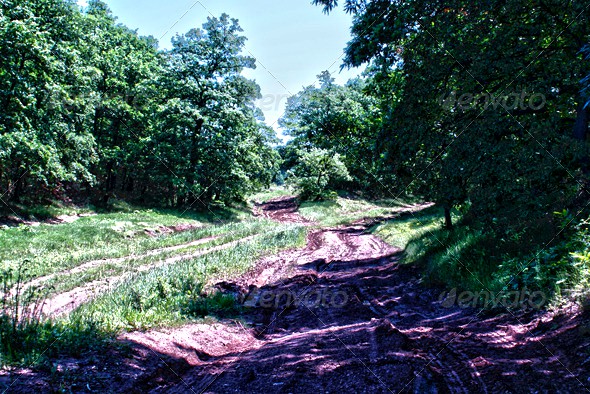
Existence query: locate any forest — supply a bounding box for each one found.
[1,0,590,392]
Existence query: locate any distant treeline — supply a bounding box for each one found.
[0,0,279,207]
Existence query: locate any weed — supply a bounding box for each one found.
[0,261,111,366]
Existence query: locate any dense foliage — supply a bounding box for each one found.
[0,0,278,208]
[280,71,383,194]
[287,147,351,200]
[309,0,590,226]
[293,0,590,294]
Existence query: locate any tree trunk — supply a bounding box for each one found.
[573,101,589,141]
[188,118,205,201]
[444,206,453,230]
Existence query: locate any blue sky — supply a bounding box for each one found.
[78,0,363,135]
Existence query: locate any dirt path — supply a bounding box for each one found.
[254,195,314,224]
[5,196,590,393]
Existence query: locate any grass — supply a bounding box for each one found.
[372,205,445,252]
[370,205,496,290]
[491,215,590,305]
[0,196,309,367]
[0,264,112,366]
[247,185,294,205]
[0,205,257,288]
[372,204,590,306]
[68,224,308,331]
[298,196,410,226]
[27,218,283,300]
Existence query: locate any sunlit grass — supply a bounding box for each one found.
[68,224,308,331]
[299,196,410,226]
[247,185,294,205]
[370,206,495,290]
[372,205,447,252]
[37,219,280,299]
[0,206,257,287]
[0,197,311,367]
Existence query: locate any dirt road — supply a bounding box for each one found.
[5,196,590,393]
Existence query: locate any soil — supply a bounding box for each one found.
[3,196,590,393]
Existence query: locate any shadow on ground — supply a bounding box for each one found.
[4,197,590,393]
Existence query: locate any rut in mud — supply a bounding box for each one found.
[5,196,590,393]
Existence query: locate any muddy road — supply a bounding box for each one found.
[5,196,590,393]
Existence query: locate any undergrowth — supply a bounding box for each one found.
[374,205,590,307]
[0,262,111,366]
[68,224,307,331]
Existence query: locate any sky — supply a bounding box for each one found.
[77,0,363,136]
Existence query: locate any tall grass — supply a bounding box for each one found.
[372,206,497,290]
[374,204,590,307]
[492,214,590,303]
[0,207,266,289]
[0,261,111,366]
[0,216,307,366]
[31,218,288,300]
[68,224,308,331]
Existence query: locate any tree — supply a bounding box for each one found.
[581,43,590,122]
[77,0,162,204]
[0,1,279,208]
[313,0,590,232]
[152,14,279,206]
[288,148,351,201]
[280,71,382,192]
[0,0,96,203]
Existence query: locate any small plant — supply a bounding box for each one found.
[129,288,143,312]
[182,291,241,318]
[155,278,169,299]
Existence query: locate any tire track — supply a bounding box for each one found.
[41,234,258,316]
[8,235,220,298]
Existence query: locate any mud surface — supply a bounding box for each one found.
[3,196,590,393]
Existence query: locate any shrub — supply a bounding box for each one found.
[287,148,351,201]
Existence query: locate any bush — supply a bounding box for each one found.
[287,148,351,201]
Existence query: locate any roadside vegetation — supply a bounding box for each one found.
[373,205,590,305]
[299,196,412,227]
[0,204,253,288]
[70,223,306,331]
[2,0,590,379]
[0,201,308,366]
